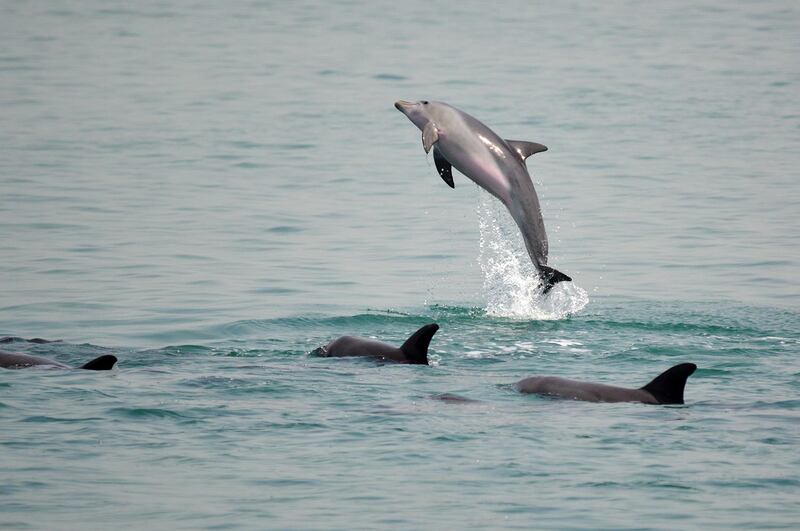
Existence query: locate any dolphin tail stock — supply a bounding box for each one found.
[400,323,439,365]
[80,354,118,371]
[538,265,571,294]
[640,363,697,405]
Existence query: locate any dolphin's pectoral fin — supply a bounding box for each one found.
[640,363,697,404]
[80,354,117,370]
[422,122,440,154]
[433,147,454,188]
[538,265,571,294]
[400,323,439,365]
[506,140,548,163]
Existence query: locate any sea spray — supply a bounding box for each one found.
[477,194,588,319]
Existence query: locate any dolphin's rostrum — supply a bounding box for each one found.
[395,100,570,293]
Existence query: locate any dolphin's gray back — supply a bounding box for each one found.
[0,351,70,369]
[516,376,657,404]
[322,336,405,361]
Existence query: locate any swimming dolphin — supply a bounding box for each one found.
[311,323,439,365]
[515,363,697,404]
[0,350,118,370]
[395,100,571,293]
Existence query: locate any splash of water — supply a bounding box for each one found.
[477,195,589,319]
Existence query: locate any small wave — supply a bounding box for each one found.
[476,196,589,319]
[373,73,407,81]
[107,407,191,420]
[543,338,584,347]
[22,415,104,423]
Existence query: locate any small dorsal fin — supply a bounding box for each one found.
[400,323,439,365]
[433,147,454,188]
[640,363,697,404]
[422,122,440,153]
[80,354,118,371]
[505,140,547,162]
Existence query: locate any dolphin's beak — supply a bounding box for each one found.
[394,100,414,113]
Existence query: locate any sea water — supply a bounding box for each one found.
[1,1,798,529]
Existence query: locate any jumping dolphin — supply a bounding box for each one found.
[515,363,697,404]
[0,350,118,370]
[311,323,439,365]
[395,100,570,293]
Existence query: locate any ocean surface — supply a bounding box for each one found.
[1,1,799,529]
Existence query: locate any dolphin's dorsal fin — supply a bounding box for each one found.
[80,354,118,370]
[433,147,454,188]
[640,363,697,404]
[505,140,548,162]
[400,323,439,365]
[422,122,440,153]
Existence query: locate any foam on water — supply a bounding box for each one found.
[477,194,589,319]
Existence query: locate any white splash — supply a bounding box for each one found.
[477,195,589,319]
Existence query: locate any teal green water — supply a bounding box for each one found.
[2,1,799,529]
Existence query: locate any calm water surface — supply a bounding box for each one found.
[1,1,799,529]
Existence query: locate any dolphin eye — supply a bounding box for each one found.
[421,100,429,105]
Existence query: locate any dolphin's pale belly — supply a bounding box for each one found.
[446,150,509,202]
[439,135,549,267]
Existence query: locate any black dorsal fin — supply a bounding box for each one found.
[80,354,118,371]
[640,363,697,404]
[433,147,454,188]
[400,324,439,365]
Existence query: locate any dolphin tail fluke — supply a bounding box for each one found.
[80,354,118,370]
[400,323,439,365]
[539,266,571,294]
[640,363,697,404]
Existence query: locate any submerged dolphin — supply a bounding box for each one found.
[515,363,697,404]
[0,350,117,370]
[395,100,570,293]
[311,324,439,365]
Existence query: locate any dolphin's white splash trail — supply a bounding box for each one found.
[477,195,588,319]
